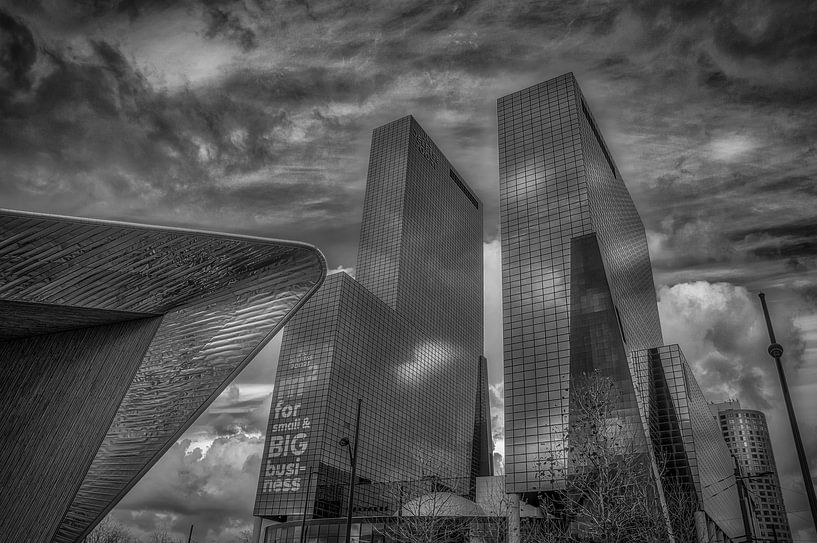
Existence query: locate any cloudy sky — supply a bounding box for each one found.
[3,0,817,541]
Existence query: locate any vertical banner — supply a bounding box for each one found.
[258,349,323,513]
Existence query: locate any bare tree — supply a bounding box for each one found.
[149,526,185,543]
[520,516,561,543]
[535,372,673,543]
[82,516,139,543]
[475,479,510,543]
[661,482,698,543]
[231,528,254,543]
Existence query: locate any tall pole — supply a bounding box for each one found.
[187,524,194,543]
[734,456,753,543]
[344,398,362,543]
[758,293,817,534]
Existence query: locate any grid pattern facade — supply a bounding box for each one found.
[714,404,792,542]
[498,73,663,493]
[1,317,161,543]
[0,210,325,542]
[355,118,410,309]
[635,345,743,539]
[254,117,485,527]
[357,116,483,350]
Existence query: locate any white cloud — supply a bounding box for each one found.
[658,281,789,406]
[116,8,241,89]
[709,134,760,162]
[328,265,355,277]
[658,281,816,539]
[113,434,263,542]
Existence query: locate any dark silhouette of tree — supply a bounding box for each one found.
[81,516,138,543]
[534,372,675,543]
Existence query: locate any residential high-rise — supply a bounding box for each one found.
[0,210,325,543]
[498,74,742,541]
[712,400,793,542]
[252,116,490,542]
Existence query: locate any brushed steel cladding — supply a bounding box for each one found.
[255,116,484,521]
[0,209,326,542]
[0,317,161,543]
[498,73,663,494]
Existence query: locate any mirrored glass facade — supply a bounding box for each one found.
[498,73,663,494]
[498,74,742,540]
[0,210,325,543]
[712,402,793,542]
[253,116,488,533]
[636,345,744,540]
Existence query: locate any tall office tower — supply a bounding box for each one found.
[498,74,742,541]
[498,72,663,496]
[712,400,793,542]
[253,116,489,542]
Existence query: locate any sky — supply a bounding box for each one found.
[2,0,817,541]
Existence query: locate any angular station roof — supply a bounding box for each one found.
[0,209,325,542]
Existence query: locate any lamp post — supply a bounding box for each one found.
[339,398,362,543]
[758,293,817,535]
[733,456,754,543]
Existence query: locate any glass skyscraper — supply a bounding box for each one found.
[498,72,663,495]
[637,345,744,540]
[253,116,490,542]
[498,74,742,541]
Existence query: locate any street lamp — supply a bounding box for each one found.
[339,398,362,543]
[758,293,817,535]
[733,456,754,543]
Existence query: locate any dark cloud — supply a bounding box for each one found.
[712,3,817,62]
[493,0,621,34]
[0,10,36,94]
[202,5,257,51]
[0,13,369,264]
[218,66,387,108]
[730,218,817,245]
